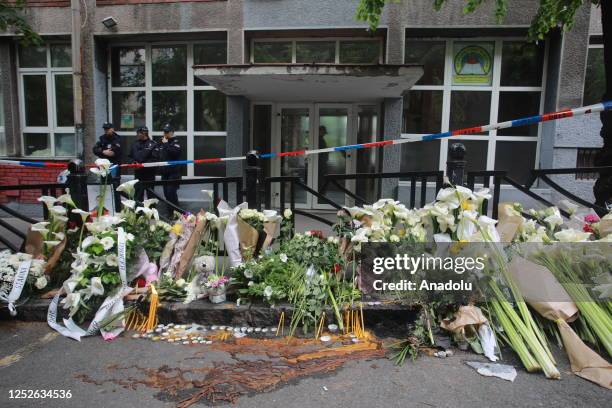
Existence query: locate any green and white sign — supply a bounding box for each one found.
[452,42,494,86]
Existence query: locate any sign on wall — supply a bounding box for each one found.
[452,42,494,86]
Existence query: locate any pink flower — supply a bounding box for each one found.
[584,214,600,224]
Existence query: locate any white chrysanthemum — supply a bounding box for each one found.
[100,236,115,250]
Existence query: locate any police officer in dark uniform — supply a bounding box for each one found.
[129,126,157,202]
[156,124,183,211]
[93,122,122,210]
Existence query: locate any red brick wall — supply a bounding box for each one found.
[0,165,66,204]
[96,0,222,5]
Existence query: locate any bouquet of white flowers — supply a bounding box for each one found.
[0,250,47,315]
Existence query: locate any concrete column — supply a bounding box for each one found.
[381,97,403,198]
[384,2,405,65]
[0,41,21,156]
[226,95,250,178]
[80,0,108,165]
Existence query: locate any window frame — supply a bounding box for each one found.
[582,42,604,106]
[250,37,384,65]
[16,42,75,158]
[400,37,548,187]
[107,40,229,178]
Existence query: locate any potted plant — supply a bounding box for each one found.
[206,274,229,303]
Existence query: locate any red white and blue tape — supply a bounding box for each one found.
[1,101,611,170]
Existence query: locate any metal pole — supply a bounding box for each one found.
[67,159,89,224]
[245,150,261,210]
[71,0,84,160]
[446,143,467,186]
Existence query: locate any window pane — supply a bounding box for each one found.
[194,90,226,131]
[447,140,488,174]
[339,41,380,64]
[55,133,75,156]
[497,91,541,136]
[450,91,491,134]
[194,42,227,65]
[452,42,494,86]
[153,91,187,131]
[495,141,537,184]
[296,41,335,63]
[194,136,226,177]
[583,48,604,106]
[51,44,71,67]
[501,42,544,87]
[54,74,74,127]
[23,75,48,127]
[405,41,445,85]
[403,90,442,134]
[253,41,292,63]
[112,91,146,131]
[111,47,145,87]
[24,133,51,156]
[194,42,228,85]
[19,46,47,68]
[152,46,187,86]
[153,135,188,176]
[401,140,440,172]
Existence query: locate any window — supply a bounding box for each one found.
[583,44,604,106]
[0,80,5,156]
[576,148,600,180]
[401,39,545,185]
[251,38,383,64]
[109,41,228,177]
[18,43,75,157]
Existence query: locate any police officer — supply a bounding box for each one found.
[93,122,122,210]
[156,123,183,211]
[129,126,157,202]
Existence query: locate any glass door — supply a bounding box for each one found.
[276,104,313,208]
[313,104,353,208]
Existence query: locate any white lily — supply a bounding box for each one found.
[71,208,90,222]
[122,200,136,210]
[89,277,105,297]
[554,228,591,242]
[57,193,76,208]
[49,205,67,216]
[477,215,500,242]
[81,235,99,250]
[456,210,478,241]
[61,292,81,317]
[37,195,57,208]
[116,179,139,198]
[90,158,112,177]
[43,240,61,248]
[143,198,159,208]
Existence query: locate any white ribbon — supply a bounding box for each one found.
[217,200,248,267]
[48,227,132,340]
[0,259,32,316]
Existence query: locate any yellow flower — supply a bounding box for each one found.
[461,200,475,211]
[398,228,406,237]
[171,223,182,235]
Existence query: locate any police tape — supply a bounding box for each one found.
[1,101,611,170]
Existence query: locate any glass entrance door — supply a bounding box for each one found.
[277,105,312,207]
[313,105,351,208]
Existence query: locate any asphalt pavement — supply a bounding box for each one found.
[0,321,609,408]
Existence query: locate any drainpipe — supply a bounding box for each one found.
[71,0,84,160]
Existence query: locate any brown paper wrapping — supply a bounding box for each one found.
[508,256,612,389]
[496,203,524,242]
[44,238,67,275]
[237,216,260,260]
[262,221,279,251]
[557,319,612,389]
[24,227,66,275]
[175,210,208,279]
[165,216,197,277]
[599,219,612,239]
[440,305,488,335]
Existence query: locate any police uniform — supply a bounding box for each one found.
[156,124,183,208]
[93,123,122,210]
[129,127,157,202]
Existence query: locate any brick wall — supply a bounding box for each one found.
[96,0,222,5]
[0,165,66,204]
[98,0,227,6]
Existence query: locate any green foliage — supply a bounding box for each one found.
[279,232,343,273]
[0,1,42,47]
[356,0,599,41]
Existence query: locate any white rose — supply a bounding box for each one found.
[279,253,288,263]
[176,278,186,288]
[283,209,292,219]
[35,276,48,290]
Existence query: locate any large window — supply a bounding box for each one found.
[583,42,604,106]
[18,43,75,157]
[401,39,545,184]
[109,41,228,177]
[251,38,383,64]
